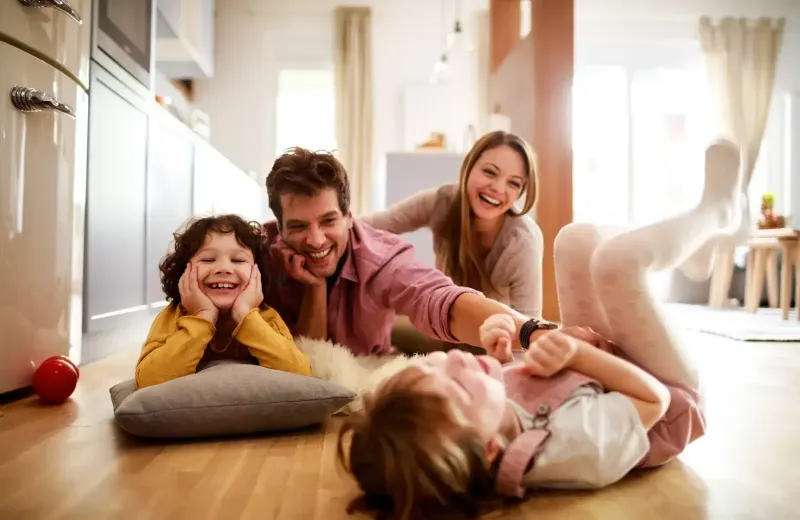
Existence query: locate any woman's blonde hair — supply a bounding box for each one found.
[435,131,538,293]
[337,367,504,520]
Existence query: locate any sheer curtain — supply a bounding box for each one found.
[333,7,374,216]
[686,17,785,308]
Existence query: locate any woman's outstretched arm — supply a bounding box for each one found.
[360,187,440,234]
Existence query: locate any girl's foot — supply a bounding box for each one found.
[699,139,743,233]
[679,140,743,281]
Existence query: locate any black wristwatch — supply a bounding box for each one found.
[519,318,559,349]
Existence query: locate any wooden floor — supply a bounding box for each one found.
[0,328,798,520]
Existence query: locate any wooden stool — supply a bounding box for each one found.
[745,228,800,320]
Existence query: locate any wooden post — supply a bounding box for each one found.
[489,0,521,73]
[531,0,574,322]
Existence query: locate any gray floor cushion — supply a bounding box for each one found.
[109,360,356,439]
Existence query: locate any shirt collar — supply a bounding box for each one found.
[338,224,360,283]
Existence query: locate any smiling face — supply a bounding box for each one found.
[190,231,255,311]
[465,145,527,222]
[397,349,507,443]
[279,187,353,278]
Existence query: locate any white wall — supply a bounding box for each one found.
[193,0,488,213]
[488,32,534,147]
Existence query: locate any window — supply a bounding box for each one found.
[572,66,630,226]
[275,68,336,155]
[520,0,531,38]
[629,67,713,226]
[572,65,715,228]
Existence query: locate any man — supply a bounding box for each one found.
[262,147,553,360]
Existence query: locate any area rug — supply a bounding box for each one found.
[663,303,800,342]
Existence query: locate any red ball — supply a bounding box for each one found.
[53,355,80,377]
[33,357,79,405]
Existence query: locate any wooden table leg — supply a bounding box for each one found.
[748,249,767,313]
[766,249,779,307]
[744,249,753,310]
[795,241,800,321]
[780,241,792,320]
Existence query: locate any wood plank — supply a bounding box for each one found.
[490,0,522,73]
[751,227,800,239]
[531,0,575,321]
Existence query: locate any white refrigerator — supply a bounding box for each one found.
[0,0,92,394]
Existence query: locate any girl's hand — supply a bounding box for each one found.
[479,314,515,363]
[520,330,581,377]
[179,263,218,324]
[232,264,264,324]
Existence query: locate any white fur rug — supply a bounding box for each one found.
[295,337,422,415]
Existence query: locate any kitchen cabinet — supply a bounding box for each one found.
[85,63,263,339]
[193,140,266,223]
[84,64,149,335]
[145,108,195,306]
[155,0,215,79]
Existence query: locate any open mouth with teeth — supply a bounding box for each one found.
[205,281,239,294]
[478,193,503,208]
[305,247,334,265]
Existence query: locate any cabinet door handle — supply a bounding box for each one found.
[10,86,76,118]
[18,0,82,24]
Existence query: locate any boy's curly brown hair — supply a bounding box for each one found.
[159,214,270,304]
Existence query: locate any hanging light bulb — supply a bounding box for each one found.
[446,0,474,54]
[448,20,474,53]
[430,53,450,84]
[446,27,457,49]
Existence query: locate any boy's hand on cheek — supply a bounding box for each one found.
[179,263,218,324]
[232,265,264,324]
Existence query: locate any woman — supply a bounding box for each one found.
[363,131,542,351]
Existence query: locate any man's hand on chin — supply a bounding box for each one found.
[271,239,325,286]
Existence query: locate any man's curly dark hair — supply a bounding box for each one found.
[159,214,270,305]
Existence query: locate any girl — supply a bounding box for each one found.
[135,214,312,389]
[363,130,542,324]
[337,139,743,519]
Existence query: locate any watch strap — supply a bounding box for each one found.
[519,318,558,349]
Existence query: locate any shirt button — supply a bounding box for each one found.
[533,416,549,429]
[536,403,550,415]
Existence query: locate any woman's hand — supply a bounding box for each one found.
[179,263,218,324]
[232,264,264,324]
[478,314,515,363]
[271,239,325,286]
[520,330,581,377]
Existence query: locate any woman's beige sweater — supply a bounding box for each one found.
[361,184,543,318]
